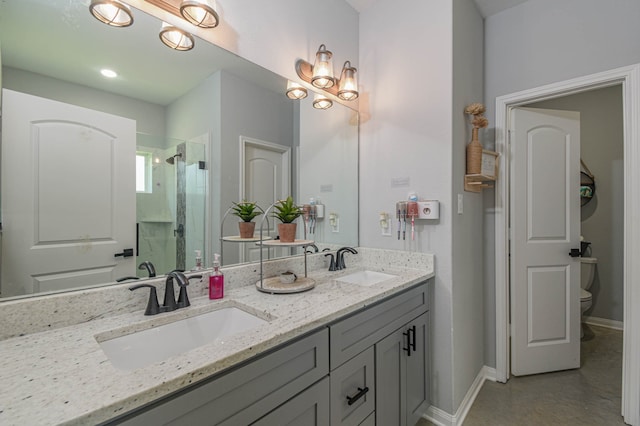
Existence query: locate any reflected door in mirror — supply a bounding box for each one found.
[242,137,291,263]
[1,90,136,297]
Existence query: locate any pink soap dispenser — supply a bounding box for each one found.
[209,253,224,299]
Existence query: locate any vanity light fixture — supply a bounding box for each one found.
[311,44,335,89]
[312,93,333,110]
[89,0,134,27]
[286,81,308,100]
[159,22,195,51]
[337,61,359,101]
[179,0,219,28]
[295,44,359,103]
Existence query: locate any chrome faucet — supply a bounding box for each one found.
[138,261,157,278]
[335,247,358,270]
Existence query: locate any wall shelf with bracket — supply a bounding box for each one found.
[464,174,496,192]
[465,150,499,193]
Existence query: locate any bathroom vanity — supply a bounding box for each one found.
[0,249,434,425]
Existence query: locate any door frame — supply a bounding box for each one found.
[238,136,291,262]
[494,64,640,424]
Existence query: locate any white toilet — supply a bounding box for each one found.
[580,257,598,337]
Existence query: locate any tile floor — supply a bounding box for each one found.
[417,324,624,425]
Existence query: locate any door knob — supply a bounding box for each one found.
[569,248,581,258]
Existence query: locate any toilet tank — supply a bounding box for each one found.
[580,257,597,290]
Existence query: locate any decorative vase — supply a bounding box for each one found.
[278,223,297,243]
[238,222,256,238]
[466,127,483,175]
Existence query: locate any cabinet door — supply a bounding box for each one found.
[375,326,407,426]
[330,347,375,426]
[252,377,330,426]
[375,312,429,426]
[406,312,429,426]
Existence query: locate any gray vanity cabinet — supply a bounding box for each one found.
[329,282,430,426]
[108,280,430,426]
[111,329,329,426]
[375,312,429,426]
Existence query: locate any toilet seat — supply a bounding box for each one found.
[580,288,592,302]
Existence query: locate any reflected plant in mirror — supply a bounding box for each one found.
[0,0,358,300]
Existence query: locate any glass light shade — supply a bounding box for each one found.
[286,81,308,100]
[312,94,333,110]
[180,0,219,28]
[89,0,133,27]
[159,22,195,51]
[338,61,359,101]
[311,44,335,89]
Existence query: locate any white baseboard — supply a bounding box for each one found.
[423,366,496,426]
[585,316,624,330]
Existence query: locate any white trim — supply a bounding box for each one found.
[494,63,640,425]
[584,316,624,331]
[424,366,496,426]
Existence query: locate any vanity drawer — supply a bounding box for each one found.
[252,376,330,426]
[114,328,328,426]
[330,346,375,426]
[329,282,429,369]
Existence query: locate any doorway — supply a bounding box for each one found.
[494,64,640,425]
[238,136,291,264]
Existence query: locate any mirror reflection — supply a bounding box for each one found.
[0,0,358,300]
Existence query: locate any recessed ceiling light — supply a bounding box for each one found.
[100,69,118,78]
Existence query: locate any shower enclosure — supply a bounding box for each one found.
[136,134,207,276]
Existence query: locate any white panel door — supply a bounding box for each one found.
[511,107,581,376]
[242,137,290,262]
[1,89,136,297]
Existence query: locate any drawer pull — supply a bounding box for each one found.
[346,386,369,406]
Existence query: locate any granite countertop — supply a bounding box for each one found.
[0,252,433,425]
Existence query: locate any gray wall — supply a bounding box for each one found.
[451,0,485,409]
[297,96,359,246]
[2,67,166,135]
[528,86,624,323]
[219,71,295,265]
[483,0,640,367]
[166,72,222,267]
[359,0,485,415]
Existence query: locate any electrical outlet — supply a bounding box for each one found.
[458,194,463,215]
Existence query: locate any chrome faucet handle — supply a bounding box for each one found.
[129,284,161,316]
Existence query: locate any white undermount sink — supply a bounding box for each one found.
[336,270,397,286]
[98,307,268,371]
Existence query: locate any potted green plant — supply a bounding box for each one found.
[273,196,302,242]
[231,201,262,238]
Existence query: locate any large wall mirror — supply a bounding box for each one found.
[0,0,358,300]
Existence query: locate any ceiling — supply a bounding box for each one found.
[345,0,529,18]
